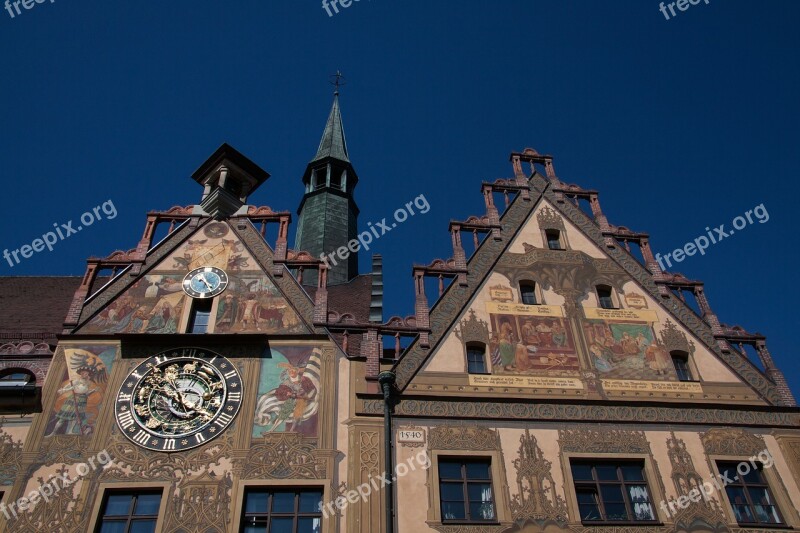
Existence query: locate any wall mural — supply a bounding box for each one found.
[44,344,118,436]
[489,313,579,376]
[253,346,323,438]
[582,316,676,381]
[80,221,307,335]
[477,275,680,383]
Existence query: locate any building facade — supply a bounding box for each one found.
[1,98,799,533]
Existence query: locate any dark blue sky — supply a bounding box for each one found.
[2,1,798,395]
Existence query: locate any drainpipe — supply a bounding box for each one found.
[378,370,396,533]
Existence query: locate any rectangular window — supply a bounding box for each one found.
[672,354,693,382]
[240,488,323,533]
[520,283,538,305]
[466,346,488,374]
[717,461,783,526]
[570,461,656,524]
[546,230,563,250]
[597,287,615,309]
[439,459,496,523]
[95,491,161,533]
[188,299,213,334]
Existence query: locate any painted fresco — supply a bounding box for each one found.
[488,313,579,376]
[582,319,676,380]
[80,221,307,334]
[214,275,305,333]
[253,346,322,438]
[44,344,118,436]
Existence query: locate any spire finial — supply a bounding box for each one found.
[329,70,346,95]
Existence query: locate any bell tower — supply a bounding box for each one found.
[295,80,360,285]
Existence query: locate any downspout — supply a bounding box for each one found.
[378,370,396,533]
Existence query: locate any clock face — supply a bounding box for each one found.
[183,266,228,299]
[114,348,242,451]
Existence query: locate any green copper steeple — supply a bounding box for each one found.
[295,90,360,285]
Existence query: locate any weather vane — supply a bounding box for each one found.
[329,70,346,95]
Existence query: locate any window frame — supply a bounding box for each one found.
[596,285,617,310]
[519,281,539,306]
[670,351,697,382]
[231,480,331,533]
[465,343,489,375]
[428,450,510,528]
[568,459,659,525]
[563,453,665,527]
[715,460,787,527]
[187,298,214,334]
[88,483,168,533]
[91,487,166,533]
[437,457,498,524]
[545,229,564,250]
[239,487,324,533]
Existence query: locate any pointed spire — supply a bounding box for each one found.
[312,90,350,163]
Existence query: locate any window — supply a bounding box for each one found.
[596,285,615,309]
[546,229,563,250]
[0,370,35,388]
[570,461,656,523]
[95,491,161,533]
[519,282,538,305]
[240,488,322,533]
[717,461,783,526]
[671,352,693,382]
[439,459,496,523]
[466,344,488,374]
[188,299,213,333]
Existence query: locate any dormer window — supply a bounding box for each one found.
[546,229,563,250]
[519,282,538,305]
[466,343,489,374]
[596,285,615,309]
[671,351,694,381]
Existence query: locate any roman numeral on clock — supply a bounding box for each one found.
[155,355,168,365]
[194,433,206,444]
[162,439,176,451]
[117,393,132,403]
[228,392,241,402]
[133,430,150,445]
[223,370,236,379]
[117,410,135,429]
[214,413,233,427]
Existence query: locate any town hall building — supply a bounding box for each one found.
[1,91,799,533]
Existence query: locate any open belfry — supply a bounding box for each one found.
[1,92,799,533]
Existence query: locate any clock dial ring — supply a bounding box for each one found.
[182,266,229,299]
[114,348,241,452]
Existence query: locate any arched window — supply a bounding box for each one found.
[545,229,563,250]
[596,285,615,309]
[466,343,488,374]
[0,369,35,388]
[519,281,538,306]
[670,351,694,382]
